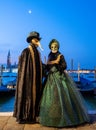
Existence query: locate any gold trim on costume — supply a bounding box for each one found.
[28,45,36,118]
[47,54,62,65]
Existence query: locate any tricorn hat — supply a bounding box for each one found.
[26,31,41,43]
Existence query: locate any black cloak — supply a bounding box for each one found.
[13,44,42,123]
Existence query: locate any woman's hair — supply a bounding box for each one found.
[49,39,60,49]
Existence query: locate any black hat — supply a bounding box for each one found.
[26,31,41,43]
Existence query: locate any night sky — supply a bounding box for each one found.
[0,0,96,70]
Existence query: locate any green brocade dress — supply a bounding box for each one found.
[39,66,90,127]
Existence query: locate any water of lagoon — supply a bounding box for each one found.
[0,96,15,112]
[0,72,96,113]
[0,94,96,114]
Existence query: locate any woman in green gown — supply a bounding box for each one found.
[39,39,90,127]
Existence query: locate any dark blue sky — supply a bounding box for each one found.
[0,0,96,69]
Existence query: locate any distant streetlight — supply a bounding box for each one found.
[0,65,3,86]
[78,63,80,82]
[94,66,96,79]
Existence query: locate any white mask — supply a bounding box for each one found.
[51,42,58,53]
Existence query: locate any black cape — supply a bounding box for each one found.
[13,44,42,123]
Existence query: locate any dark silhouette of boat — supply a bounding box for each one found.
[75,77,96,95]
[0,85,15,96]
[0,78,16,96]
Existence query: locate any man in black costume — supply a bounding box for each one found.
[13,31,43,124]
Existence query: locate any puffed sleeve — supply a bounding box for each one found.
[58,55,67,73]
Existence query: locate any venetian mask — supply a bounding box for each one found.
[31,38,44,51]
[50,42,58,53]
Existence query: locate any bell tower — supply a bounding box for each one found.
[7,50,11,69]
